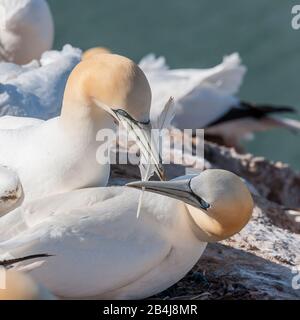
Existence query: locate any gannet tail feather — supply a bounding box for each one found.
[242,102,296,115]
[264,116,300,133]
[209,101,296,127]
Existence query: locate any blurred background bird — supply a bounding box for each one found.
[139,53,300,152]
[0,0,54,64]
[46,0,300,169]
[1,0,298,167]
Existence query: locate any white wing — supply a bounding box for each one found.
[0,45,81,119]
[168,53,246,95]
[0,60,39,82]
[203,53,247,94]
[173,84,239,130]
[139,53,169,72]
[143,53,245,130]
[0,115,43,130]
[0,187,171,299]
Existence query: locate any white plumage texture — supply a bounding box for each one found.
[0,169,254,299]
[142,52,300,147]
[0,187,205,299]
[142,53,246,129]
[0,45,82,119]
[0,0,54,64]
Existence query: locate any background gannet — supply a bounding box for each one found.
[0,54,161,204]
[83,49,300,150]
[0,45,81,119]
[0,0,54,64]
[141,54,300,149]
[0,169,253,299]
[0,270,55,300]
[0,166,23,217]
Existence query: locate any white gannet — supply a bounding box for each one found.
[83,49,300,149]
[0,166,23,216]
[0,0,54,64]
[0,269,55,300]
[0,169,253,299]
[140,53,300,149]
[84,51,247,124]
[0,45,81,119]
[0,54,163,204]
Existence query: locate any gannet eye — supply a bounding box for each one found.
[188,179,211,211]
[198,198,211,211]
[190,190,211,211]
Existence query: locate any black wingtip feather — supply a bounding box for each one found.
[208,101,298,127]
[0,254,54,268]
[241,101,297,114]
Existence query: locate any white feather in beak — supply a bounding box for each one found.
[136,97,175,218]
[94,100,165,181]
[95,98,175,218]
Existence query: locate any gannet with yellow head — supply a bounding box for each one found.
[0,169,253,299]
[83,48,300,151]
[0,53,163,204]
[62,53,151,124]
[128,169,253,242]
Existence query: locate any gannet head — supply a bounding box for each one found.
[127,169,254,242]
[82,47,112,60]
[62,53,151,124]
[61,53,165,180]
[0,270,55,300]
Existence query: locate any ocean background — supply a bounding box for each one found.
[48,0,300,169]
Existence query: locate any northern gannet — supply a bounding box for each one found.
[0,169,253,299]
[0,269,55,300]
[140,54,300,149]
[0,45,81,119]
[82,49,300,150]
[0,54,163,205]
[0,0,54,64]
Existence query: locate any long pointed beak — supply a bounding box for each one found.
[95,100,166,181]
[126,179,210,210]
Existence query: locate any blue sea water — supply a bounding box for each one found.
[48,0,300,169]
